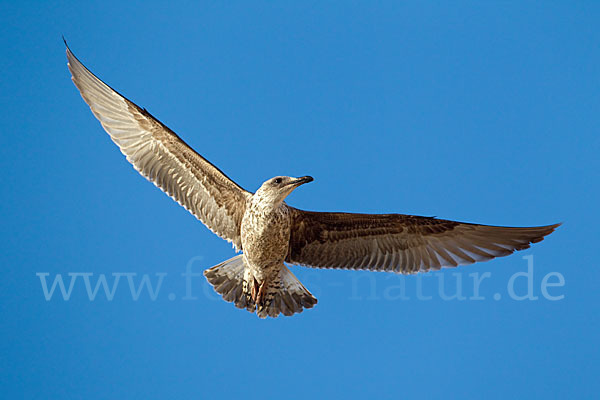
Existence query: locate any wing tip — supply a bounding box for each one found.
[542,221,562,235]
[63,36,74,60]
[529,222,561,244]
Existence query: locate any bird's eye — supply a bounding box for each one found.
[274,178,283,185]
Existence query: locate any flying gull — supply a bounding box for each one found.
[65,42,560,318]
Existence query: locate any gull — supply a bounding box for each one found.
[65,42,559,318]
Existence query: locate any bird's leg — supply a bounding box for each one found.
[256,281,268,306]
[250,277,260,303]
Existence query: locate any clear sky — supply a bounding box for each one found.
[1,1,598,399]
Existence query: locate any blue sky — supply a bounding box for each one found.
[1,1,598,398]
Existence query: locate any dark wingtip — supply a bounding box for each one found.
[63,38,80,67]
[63,36,71,54]
[530,222,561,244]
[547,222,562,233]
[63,36,73,59]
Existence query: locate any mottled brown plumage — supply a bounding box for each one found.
[286,211,558,273]
[66,42,249,250]
[66,41,559,319]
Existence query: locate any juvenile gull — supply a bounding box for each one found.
[65,42,560,318]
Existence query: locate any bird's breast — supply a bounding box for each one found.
[241,205,291,269]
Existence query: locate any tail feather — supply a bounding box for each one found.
[256,265,317,318]
[204,255,255,312]
[204,256,317,318]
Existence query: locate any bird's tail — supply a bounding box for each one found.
[255,265,318,318]
[204,255,317,318]
[204,255,255,312]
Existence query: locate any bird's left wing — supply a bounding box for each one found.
[286,208,559,273]
[66,43,251,250]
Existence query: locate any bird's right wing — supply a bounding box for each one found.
[286,208,559,273]
[66,42,251,250]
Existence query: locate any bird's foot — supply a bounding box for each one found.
[249,278,268,307]
[250,278,259,303]
[256,281,268,306]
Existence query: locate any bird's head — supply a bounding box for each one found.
[254,176,314,206]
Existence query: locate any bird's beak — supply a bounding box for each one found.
[289,176,314,187]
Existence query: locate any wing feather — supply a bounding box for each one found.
[286,208,559,273]
[66,43,250,249]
